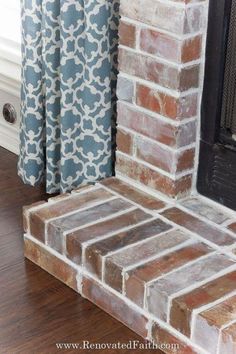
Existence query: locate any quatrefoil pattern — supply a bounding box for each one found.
[18,0,119,193]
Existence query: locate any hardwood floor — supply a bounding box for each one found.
[0,147,161,354]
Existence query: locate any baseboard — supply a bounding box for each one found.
[0,121,19,155]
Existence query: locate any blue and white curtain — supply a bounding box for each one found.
[18,0,119,193]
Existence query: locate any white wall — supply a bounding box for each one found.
[0,0,21,154]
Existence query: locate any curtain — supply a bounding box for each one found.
[18,0,119,193]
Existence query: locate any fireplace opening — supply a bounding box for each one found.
[221,0,236,144]
[197,0,236,210]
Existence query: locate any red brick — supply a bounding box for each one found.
[116,128,133,155]
[47,198,132,253]
[23,200,47,233]
[147,254,234,321]
[29,188,112,242]
[140,29,202,64]
[66,208,151,265]
[170,271,236,337]
[193,295,236,353]
[220,322,236,354]
[85,218,171,278]
[117,102,174,146]
[176,148,195,172]
[119,21,136,48]
[119,48,200,91]
[136,138,174,173]
[181,197,231,224]
[125,242,212,307]
[99,177,166,210]
[136,137,194,173]
[136,84,198,120]
[228,222,236,233]
[116,153,192,198]
[182,35,202,63]
[117,102,197,148]
[140,29,180,62]
[82,275,149,338]
[24,237,78,291]
[161,207,236,246]
[120,0,204,35]
[105,229,189,293]
[151,323,198,354]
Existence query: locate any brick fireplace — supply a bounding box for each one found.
[23,1,236,353]
[115,0,208,200]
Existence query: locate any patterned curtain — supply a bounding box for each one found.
[18,0,119,193]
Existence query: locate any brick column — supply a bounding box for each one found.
[116,0,208,199]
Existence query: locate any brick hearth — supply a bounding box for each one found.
[21,0,236,352]
[24,178,236,354]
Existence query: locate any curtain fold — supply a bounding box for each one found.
[18,0,119,193]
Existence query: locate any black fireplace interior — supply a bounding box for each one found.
[197,0,236,210]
